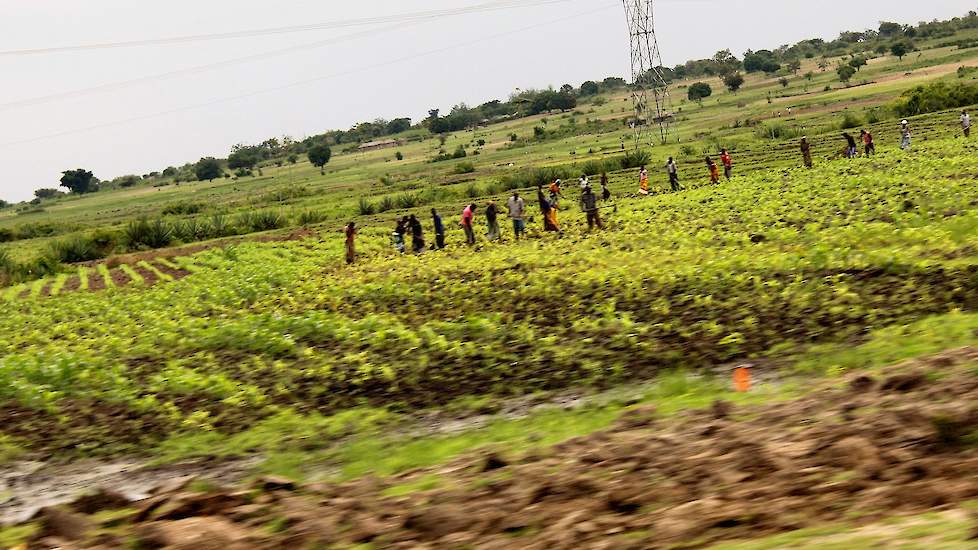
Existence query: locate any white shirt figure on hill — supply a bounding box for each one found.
[900,120,912,150]
[579,175,590,190]
[962,110,971,138]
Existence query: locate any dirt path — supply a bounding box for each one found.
[10,348,978,548]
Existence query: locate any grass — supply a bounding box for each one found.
[706,509,976,549]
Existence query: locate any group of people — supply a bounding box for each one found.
[342,112,972,264]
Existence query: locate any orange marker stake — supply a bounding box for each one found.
[733,366,751,393]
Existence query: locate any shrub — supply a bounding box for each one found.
[162,201,205,216]
[238,210,287,232]
[296,210,326,226]
[357,197,376,216]
[377,196,396,213]
[839,112,863,129]
[754,123,804,140]
[395,193,421,210]
[48,235,103,264]
[0,248,15,285]
[452,145,467,159]
[892,81,978,117]
[621,149,652,169]
[174,218,211,242]
[680,144,697,157]
[464,184,482,199]
[257,185,312,205]
[453,161,476,175]
[395,151,404,161]
[125,218,174,250]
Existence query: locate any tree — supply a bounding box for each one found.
[194,157,223,181]
[579,80,600,96]
[687,82,713,104]
[227,145,261,174]
[308,143,332,175]
[161,167,178,178]
[849,56,867,71]
[891,41,911,60]
[34,188,62,200]
[711,49,741,76]
[0,200,8,209]
[287,154,298,164]
[559,84,575,95]
[743,50,781,73]
[115,175,141,188]
[879,21,904,37]
[722,72,745,93]
[818,59,829,72]
[59,169,98,194]
[787,59,802,74]
[805,71,814,81]
[778,77,790,88]
[601,76,627,89]
[837,64,856,84]
[395,151,404,161]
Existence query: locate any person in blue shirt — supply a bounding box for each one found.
[431,208,445,249]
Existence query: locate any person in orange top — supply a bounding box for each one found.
[706,156,720,184]
[719,149,733,180]
[861,129,875,156]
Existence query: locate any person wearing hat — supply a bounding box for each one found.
[800,137,813,168]
[900,120,912,150]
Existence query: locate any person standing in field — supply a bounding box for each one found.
[962,110,971,138]
[485,200,501,241]
[706,156,720,184]
[579,174,590,190]
[393,219,406,254]
[461,204,477,245]
[408,214,425,253]
[431,208,445,249]
[800,137,813,168]
[548,179,563,207]
[639,166,650,195]
[720,149,733,180]
[900,120,912,150]
[666,157,681,192]
[842,132,857,159]
[507,191,526,240]
[861,129,875,156]
[600,173,611,201]
[344,222,357,265]
[580,185,603,231]
[537,185,560,233]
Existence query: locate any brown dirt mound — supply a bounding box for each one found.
[87,270,106,292]
[62,276,81,293]
[109,268,131,288]
[39,281,54,297]
[17,350,978,549]
[131,265,159,286]
[150,262,192,281]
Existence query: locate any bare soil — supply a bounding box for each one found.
[86,271,106,292]
[108,268,131,288]
[130,265,159,287]
[13,347,978,549]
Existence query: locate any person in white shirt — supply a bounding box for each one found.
[962,110,971,138]
[900,120,912,150]
[506,191,526,240]
[579,174,590,190]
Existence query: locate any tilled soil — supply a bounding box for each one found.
[17,348,978,549]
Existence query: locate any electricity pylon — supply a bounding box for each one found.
[623,0,675,149]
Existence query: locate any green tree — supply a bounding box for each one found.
[194,157,223,181]
[687,82,713,104]
[723,72,745,93]
[818,59,829,72]
[778,77,790,88]
[227,145,261,173]
[395,151,404,161]
[891,41,910,60]
[287,154,298,164]
[787,59,802,74]
[59,169,98,194]
[804,71,814,81]
[849,56,867,71]
[579,80,600,96]
[34,188,61,199]
[308,143,332,175]
[837,64,856,84]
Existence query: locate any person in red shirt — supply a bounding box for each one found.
[861,129,875,156]
[720,149,733,180]
[461,204,477,245]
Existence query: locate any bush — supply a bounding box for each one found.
[296,210,326,226]
[0,248,15,285]
[395,151,404,161]
[238,210,287,232]
[395,193,421,210]
[162,201,205,216]
[452,145,467,159]
[209,214,235,237]
[453,161,476,175]
[839,112,863,129]
[377,196,396,213]
[47,236,102,264]
[357,197,376,216]
[892,81,978,117]
[754,123,804,140]
[621,149,652,169]
[125,218,174,250]
[464,184,482,199]
[174,218,211,242]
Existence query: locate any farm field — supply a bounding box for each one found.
[7,12,978,549]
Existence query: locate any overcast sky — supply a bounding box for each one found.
[0,0,972,202]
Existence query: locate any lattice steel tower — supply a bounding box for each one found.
[623,0,675,148]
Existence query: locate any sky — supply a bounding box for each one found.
[0,0,973,202]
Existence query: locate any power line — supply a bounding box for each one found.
[0,3,615,150]
[0,0,575,57]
